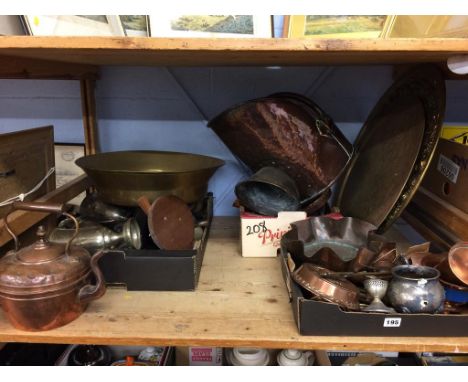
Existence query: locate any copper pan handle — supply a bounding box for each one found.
[78,249,108,305]
[137,196,151,215]
[3,201,78,253]
[11,201,64,214]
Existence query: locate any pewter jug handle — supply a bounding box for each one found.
[78,249,108,305]
[3,201,79,254]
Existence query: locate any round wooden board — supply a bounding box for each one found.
[148,195,194,250]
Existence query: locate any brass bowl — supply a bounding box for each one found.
[76,151,224,206]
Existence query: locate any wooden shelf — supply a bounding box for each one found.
[0,217,466,352]
[0,36,467,66]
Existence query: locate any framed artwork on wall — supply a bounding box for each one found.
[382,15,468,38]
[54,143,86,205]
[283,15,392,38]
[120,15,150,37]
[22,15,125,36]
[149,15,273,38]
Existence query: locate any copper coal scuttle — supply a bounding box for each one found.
[0,202,107,331]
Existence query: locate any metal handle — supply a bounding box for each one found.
[78,249,108,305]
[137,196,151,215]
[3,201,79,254]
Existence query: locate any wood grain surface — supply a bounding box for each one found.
[0,37,467,66]
[0,217,466,352]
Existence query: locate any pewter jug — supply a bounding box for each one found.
[49,218,141,251]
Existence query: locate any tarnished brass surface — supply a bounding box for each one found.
[76,151,224,206]
[336,65,446,233]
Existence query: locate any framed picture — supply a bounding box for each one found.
[149,15,272,38]
[284,15,391,38]
[22,15,125,36]
[120,15,150,37]
[0,16,26,35]
[54,143,85,205]
[382,16,468,38]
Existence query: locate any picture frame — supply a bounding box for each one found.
[0,16,26,35]
[120,15,150,37]
[149,15,273,38]
[283,15,392,39]
[381,15,468,38]
[0,126,55,218]
[22,15,125,36]
[54,143,86,205]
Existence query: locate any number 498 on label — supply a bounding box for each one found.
[383,317,402,327]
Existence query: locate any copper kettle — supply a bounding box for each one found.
[0,202,108,331]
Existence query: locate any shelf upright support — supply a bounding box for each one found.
[80,78,99,155]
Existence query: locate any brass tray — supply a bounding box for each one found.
[335,65,446,233]
[76,151,224,206]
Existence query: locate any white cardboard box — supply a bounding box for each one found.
[240,210,307,257]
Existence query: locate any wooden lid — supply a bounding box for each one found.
[148,195,194,250]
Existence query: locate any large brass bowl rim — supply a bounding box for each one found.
[75,150,225,174]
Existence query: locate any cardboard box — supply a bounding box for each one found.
[240,210,306,257]
[279,247,468,337]
[419,353,468,366]
[188,347,223,366]
[98,194,212,291]
[422,138,468,214]
[441,125,468,145]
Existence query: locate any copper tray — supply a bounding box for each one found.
[281,216,377,266]
[208,94,353,202]
[335,65,446,233]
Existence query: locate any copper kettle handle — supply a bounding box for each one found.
[78,249,108,305]
[3,201,79,254]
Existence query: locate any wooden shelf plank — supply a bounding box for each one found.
[0,217,466,352]
[0,37,467,66]
[0,55,98,80]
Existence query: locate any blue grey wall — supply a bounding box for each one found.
[1,65,467,218]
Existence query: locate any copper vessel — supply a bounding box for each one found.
[0,202,108,331]
[235,166,301,216]
[292,263,360,311]
[208,94,352,202]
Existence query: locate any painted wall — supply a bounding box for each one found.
[1,66,467,220]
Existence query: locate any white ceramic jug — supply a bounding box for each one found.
[277,349,314,366]
[226,348,270,366]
